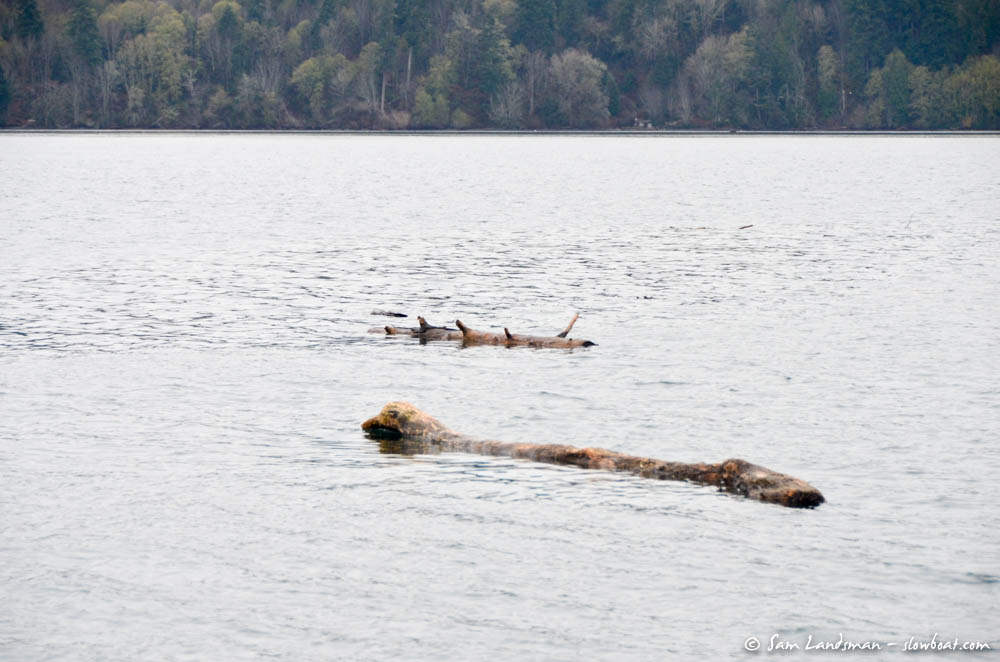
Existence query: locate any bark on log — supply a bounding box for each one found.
[362,402,825,508]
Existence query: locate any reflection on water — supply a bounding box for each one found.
[1,134,999,660]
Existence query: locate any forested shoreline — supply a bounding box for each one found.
[1,0,998,130]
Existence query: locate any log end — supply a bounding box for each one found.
[721,459,825,508]
[362,401,451,441]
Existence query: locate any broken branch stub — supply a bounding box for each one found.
[361,402,825,508]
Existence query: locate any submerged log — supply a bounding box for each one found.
[375,316,464,341]
[373,314,596,348]
[362,402,825,508]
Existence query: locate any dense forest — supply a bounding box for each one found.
[1,0,998,128]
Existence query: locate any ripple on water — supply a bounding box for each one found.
[1,134,999,660]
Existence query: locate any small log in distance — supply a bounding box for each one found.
[362,402,825,508]
[374,315,595,349]
[456,318,595,348]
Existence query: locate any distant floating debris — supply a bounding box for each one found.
[739,224,754,230]
[371,310,408,317]
[375,313,595,349]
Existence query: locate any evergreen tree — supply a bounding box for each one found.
[308,0,336,52]
[959,0,1000,58]
[16,0,45,41]
[515,0,557,54]
[908,0,961,68]
[216,4,241,42]
[557,0,587,44]
[0,64,9,125]
[746,11,805,128]
[395,0,434,68]
[845,0,892,78]
[602,69,620,117]
[474,17,514,101]
[882,48,913,125]
[245,0,270,25]
[67,0,103,67]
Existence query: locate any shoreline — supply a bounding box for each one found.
[2,128,999,137]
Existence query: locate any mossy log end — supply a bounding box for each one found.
[371,314,595,349]
[362,402,825,509]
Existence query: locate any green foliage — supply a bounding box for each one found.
[860,49,1000,128]
[602,69,620,117]
[245,0,270,25]
[0,64,9,124]
[863,48,912,127]
[948,54,1000,128]
[816,45,841,121]
[68,0,104,67]
[216,5,240,39]
[236,72,280,126]
[682,30,751,126]
[450,107,473,127]
[473,17,514,103]
[548,48,609,127]
[515,0,557,53]
[32,82,73,126]
[2,0,999,128]
[204,86,234,126]
[882,48,913,126]
[413,85,449,127]
[909,64,948,127]
[291,53,353,122]
[16,0,45,41]
[745,8,806,128]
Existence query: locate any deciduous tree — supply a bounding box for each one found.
[547,48,609,127]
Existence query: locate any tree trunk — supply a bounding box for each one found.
[405,46,412,107]
[380,71,386,114]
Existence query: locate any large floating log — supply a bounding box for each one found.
[362,402,825,508]
[372,314,595,349]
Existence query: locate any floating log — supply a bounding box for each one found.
[362,402,825,508]
[373,315,595,349]
[374,316,464,341]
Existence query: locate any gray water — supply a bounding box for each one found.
[1,134,998,660]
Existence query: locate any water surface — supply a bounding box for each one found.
[1,134,998,659]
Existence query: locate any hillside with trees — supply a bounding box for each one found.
[1,0,998,129]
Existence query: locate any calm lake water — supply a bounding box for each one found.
[1,133,998,660]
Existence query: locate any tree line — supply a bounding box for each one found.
[0,0,997,129]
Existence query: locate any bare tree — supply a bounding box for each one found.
[523,50,548,117]
[489,80,525,126]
